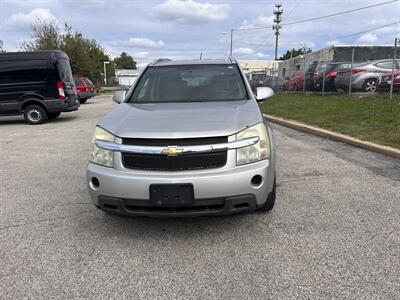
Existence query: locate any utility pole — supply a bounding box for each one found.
[273,3,283,60]
[230,29,234,58]
[390,38,399,100]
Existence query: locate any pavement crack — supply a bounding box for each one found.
[0,210,92,232]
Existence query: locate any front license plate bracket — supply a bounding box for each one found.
[150,184,194,207]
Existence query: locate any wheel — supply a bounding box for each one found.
[256,177,276,212]
[48,112,61,119]
[80,98,87,104]
[363,79,377,93]
[23,105,48,124]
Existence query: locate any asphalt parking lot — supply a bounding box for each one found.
[1,94,399,299]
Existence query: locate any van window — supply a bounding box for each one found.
[56,59,74,84]
[0,59,49,84]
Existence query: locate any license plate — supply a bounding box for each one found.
[150,184,194,207]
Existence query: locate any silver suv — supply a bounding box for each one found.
[87,59,276,217]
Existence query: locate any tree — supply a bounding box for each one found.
[114,52,137,69]
[0,40,5,52]
[22,20,63,51]
[22,20,112,86]
[279,47,312,60]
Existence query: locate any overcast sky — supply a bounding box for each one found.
[1,0,399,66]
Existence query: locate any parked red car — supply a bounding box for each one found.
[283,71,304,91]
[74,76,96,104]
[378,70,400,92]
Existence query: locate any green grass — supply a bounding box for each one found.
[259,93,400,149]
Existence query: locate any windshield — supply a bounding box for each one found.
[128,64,248,103]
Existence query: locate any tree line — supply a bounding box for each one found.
[21,20,137,86]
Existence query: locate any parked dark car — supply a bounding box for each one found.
[304,61,321,90]
[314,62,352,91]
[0,50,79,124]
[74,76,96,104]
[378,70,400,92]
[335,59,400,93]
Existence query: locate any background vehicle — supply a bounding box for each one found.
[74,76,96,104]
[304,61,320,90]
[0,50,79,124]
[283,70,304,91]
[248,73,268,92]
[314,62,351,91]
[378,70,400,92]
[87,59,276,217]
[335,59,400,93]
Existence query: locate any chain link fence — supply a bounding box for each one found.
[246,41,400,99]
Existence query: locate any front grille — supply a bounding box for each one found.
[121,136,228,171]
[122,151,227,171]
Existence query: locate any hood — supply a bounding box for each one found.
[98,100,263,139]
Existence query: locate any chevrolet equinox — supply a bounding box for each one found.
[87,58,276,217]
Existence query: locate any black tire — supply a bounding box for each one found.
[48,112,61,119]
[80,98,88,104]
[257,177,276,212]
[23,105,48,125]
[363,79,377,93]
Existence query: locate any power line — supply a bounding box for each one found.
[337,21,400,39]
[283,0,398,26]
[233,0,398,32]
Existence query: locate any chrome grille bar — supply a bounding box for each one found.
[96,136,259,155]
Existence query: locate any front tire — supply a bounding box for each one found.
[24,105,48,125]
[257,177,276,212]
[80,98,88,104]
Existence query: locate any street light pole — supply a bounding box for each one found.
[103,61,110,86]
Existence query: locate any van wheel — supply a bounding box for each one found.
[80,98,87,104]
[256,177,276,212]
[24,105,48,124]
[48,112,61,119]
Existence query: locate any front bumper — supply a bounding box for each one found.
[87,158,274,217]
[97,194,257,217]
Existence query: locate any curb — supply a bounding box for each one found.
[263,114,400,160]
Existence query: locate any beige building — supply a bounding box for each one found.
[238,60,279,75]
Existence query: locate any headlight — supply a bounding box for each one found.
[236,123,270,166]
[89,126,115,167]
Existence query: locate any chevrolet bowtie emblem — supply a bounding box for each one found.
[162,146,184,156]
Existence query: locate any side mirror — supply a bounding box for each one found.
[255,87,274,102]
[112,90,126,104]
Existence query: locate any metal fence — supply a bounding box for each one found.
[247,38,400,100]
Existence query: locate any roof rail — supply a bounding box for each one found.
[150,58,172,66]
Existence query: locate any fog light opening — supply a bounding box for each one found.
[251,175,263,187]
[91,177,100,189]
